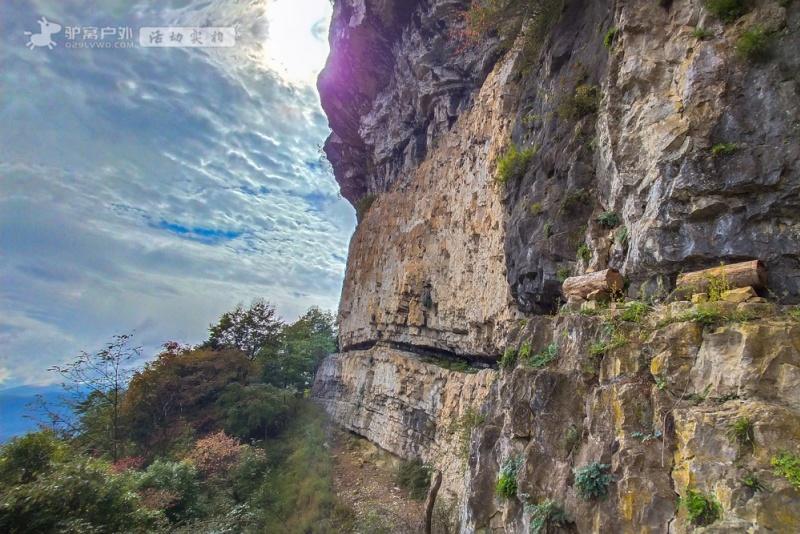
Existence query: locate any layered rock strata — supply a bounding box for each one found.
[313,308,800,533]
[313,0,800,532]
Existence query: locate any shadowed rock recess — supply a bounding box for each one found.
[312,0,800,532]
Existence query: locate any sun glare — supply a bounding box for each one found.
[263,0,332,86]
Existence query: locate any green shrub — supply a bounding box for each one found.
[563,188,589,209]
[771,450,800,490]
[556,267,571,282]
[726,417,755,455]
[597,211,619,228]
[574,462,612,500]
[496,456,522,499]
[681,488,722,526]
[519,341,532,360]
[450,408,485,459]
[710,143,738,157]
[614,226,629,244]
[620,301,650,322]
[495,143,536,185]
[576,244,591,262]
[356,194,378,220]
[741,471,768,492]
[558,85,601,120]
[603,28,618,50]
[737,25,770,61]
[0,430,70,485]
[530,202,544,214]
[528,343,558,368]
[562,426,582,455]
[528,499,571,534]
[589,341,609,357]
[544,221,554,238]
[705,0,753,22]
[692,27,713,40]
[500,348,518,370]
[396,459,431,501]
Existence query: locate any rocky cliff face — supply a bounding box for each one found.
[313,0,800,532]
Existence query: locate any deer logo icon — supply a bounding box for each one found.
[25,16,62,50]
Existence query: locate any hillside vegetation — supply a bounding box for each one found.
[0,301,357,534]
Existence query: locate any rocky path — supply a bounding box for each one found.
[330,429,425,534]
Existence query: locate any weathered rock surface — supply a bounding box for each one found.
[337,58,520,356]
[313,0,800,532]
[314,312,800,533]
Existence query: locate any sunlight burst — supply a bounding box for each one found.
[263,0,332,86]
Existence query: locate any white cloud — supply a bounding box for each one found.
[0,0,354,387]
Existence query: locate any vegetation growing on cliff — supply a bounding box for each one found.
[2,302,348,534]
[454,0,568,73]
[496,455,522,498]
[495,142,536,185]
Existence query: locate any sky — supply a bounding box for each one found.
[0,0,355,388]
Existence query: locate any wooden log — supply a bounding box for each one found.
[676,260,767,294]
[562,269,625,299]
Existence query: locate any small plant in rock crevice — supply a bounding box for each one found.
[596,211,619,228]
[576,244,591,262]
[603,28,618,50]
[557,85,601,120]
[681,488,722,526]
[496,455,522,499]
[737,25,770,61]
[630,420,663,445]
[500,347,518,370]
[704,0,754,23]
[771,450,800,490]
[573,462,612,500]
[495,143,536,186]
[556,266,571,282]
[711,143,738,157]
[692,27,713,40]
[619,301,651,322]
[527,343,558,369]
[519,341,532,361]
[726,417,755,456]
[741,471,769,492]
[527,499,571,534]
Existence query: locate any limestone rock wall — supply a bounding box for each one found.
[313,0,800,532]
[313,310,800,533]
[337,59,520,356]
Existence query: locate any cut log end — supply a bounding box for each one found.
[562,269,625,299]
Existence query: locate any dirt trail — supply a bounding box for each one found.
[330,429,425,534]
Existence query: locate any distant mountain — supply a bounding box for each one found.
[0,385,64,443]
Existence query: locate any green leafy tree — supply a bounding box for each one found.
[259,307,337,390]
[204,298,284,358]
[33,334,139,462]
[217,383,297,440]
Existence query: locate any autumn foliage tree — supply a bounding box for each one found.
[122,345,258,453]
